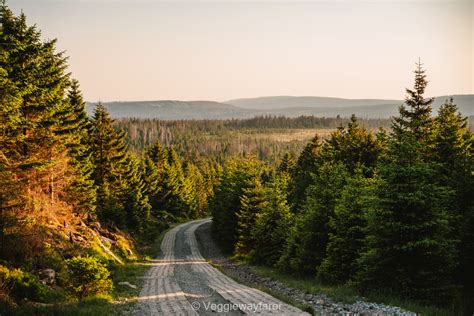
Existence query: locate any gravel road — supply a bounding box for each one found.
[135,219,308,315]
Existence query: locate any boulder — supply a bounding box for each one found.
[38,268,56,285]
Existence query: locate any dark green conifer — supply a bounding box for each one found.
[235,175,267,257]
[278,162,348,274]
[356,65,457,304]
[318,171,377,284]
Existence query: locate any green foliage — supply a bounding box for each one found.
[117,116,390,164]
[321,114,381,175]
[62,80,97,218]
[287,135,322,212]
[234,175,267,257]
[210,157,264,253]
[122,154,151,233]
[393,61,434,145]
[278,162,348,274]
[90,103,129,224]
[0,265,60,303]
[355,68,458,304]
[432,99,474,309]
[317,172,377,284]
[250,174,293,265]
[61,256,112,299]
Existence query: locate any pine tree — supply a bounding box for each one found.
[322,114,380,175]
[393,61,434,144]
[210,157,263,253]
[251,173,293,265]
[317,171,377,284]
[356,65,457,304]
[89,103,128,224]
[183,162,208,218]
[277,152,295,175]
[122,155,151,232]
[235,175,267,257]
[278,162,348,274]
[432,99,474,295]
[61,80,97,218]
[0,5,70,207]
[288,135,322,212]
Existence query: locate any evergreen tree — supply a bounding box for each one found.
[183,162,209,218]
[288,135,322,212]
[89,103,128,224]
[278,162,348,274]
[0,4,70,206]
[122,155,151,232]
[322,114,380,175]
[356,66,457,304]
[432,99,474,297]
[210,157,263,253]
[62,80,97,218]
[277,152,295,175]
[235,175,267,257]
[317,171,377,284]
[393,61,434,144]
[251,173,293,266]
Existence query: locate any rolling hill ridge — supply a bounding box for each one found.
[86,95,473,120]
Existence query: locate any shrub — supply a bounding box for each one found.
[0,265,57,303]
[62,256,112,299]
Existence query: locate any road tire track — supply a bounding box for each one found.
[136,219,308,315]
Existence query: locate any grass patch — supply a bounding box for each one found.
[250,265,455,316]
[252,265,359,304]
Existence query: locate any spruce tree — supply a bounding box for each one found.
[288,135,322,212]
[356,66,457,304]
[317,171,377,284]
[89,103,128,224]
[432,99,474,296]
[0,5,70,206]
[278,162,348,274]
[61,80,97,218]
[251,173,293,266]
[322,114,380,175]
[235,175,267,257]
[277,152,296,175]
[210,157,263,253]
[393,61,434,144]
[122,154,151,232]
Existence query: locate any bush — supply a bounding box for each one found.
[0,265,57,303]
[62,256,112,299]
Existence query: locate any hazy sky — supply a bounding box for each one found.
[9,0,474,102]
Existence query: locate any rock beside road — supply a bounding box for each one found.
[195,221,416,316]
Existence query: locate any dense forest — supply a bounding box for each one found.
[0,5,214,311]
[117,116,391,163]
[210,68,474,312]
[1,3,473,315]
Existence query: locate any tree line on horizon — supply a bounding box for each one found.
[116,115,392,164]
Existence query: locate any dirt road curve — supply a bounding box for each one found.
[135,219,308,315]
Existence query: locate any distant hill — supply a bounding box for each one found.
[226,96,401,110]
[85,100,255,120]
[86,95,473,120]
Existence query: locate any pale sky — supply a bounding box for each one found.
[9,0,474,102]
